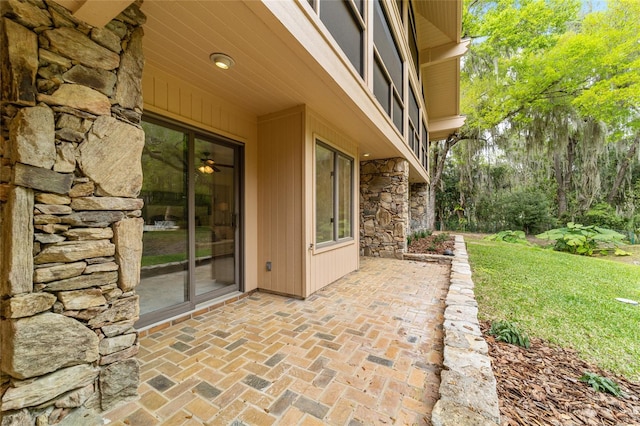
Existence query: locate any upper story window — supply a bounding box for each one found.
[311,0,365,77]
[421,121,429,170]
[408,6,420,73]
[373,0,404,133]
[409,85,420,156]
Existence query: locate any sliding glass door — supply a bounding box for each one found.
[138,117,242,327]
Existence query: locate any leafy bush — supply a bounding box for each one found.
[536,222,627,256]
[489,320,531,348]
[485,230,530,245]
[497,188,554,235]
[581,203,626,230]
[579,372,622,396]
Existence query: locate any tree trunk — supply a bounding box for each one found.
[554,137,576,218]
[606,137,639,205]
[427,133,462,230]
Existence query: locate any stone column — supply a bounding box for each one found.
[0,1,145,423]
[410,182,428,232]
[360,158,409,259]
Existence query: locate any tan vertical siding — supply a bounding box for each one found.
[305,109,359,296]
[142,65,259,292]
[257,107,305,297]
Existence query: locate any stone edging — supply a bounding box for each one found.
[430,235,501,426]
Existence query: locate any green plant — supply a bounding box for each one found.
[581,203,626,230]
[497,188,554,235]
[489,320,531,348]
[485,230,530,245]
[468,236,640,381]
[434,233,450,244]
[407,236,412,246]
[579,372,622,396]
[536,222,627,256]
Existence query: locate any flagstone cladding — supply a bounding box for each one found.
[0,0,146,423]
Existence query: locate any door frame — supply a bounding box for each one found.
[136,113,245,329]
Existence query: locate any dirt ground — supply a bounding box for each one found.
[406,232,455,255]
[482,322,640,425]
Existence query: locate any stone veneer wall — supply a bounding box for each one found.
[409,182,428,232]
[0,1,146,424]
[360,158,409,259]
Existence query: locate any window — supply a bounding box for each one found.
[373,0,404,133]
[409,85,420,156]
[421,121,429,170]
[408,5,419,73]
[317,0,365,77]
[316,140,353,245]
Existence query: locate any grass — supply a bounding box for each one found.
[466,236,640,382]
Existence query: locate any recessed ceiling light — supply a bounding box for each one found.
[363,153,371,157]
[210,53,235,70]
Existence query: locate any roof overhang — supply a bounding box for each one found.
[412,0,468,142]
[52,0,134,28]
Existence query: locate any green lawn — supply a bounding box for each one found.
[466,237,640,382]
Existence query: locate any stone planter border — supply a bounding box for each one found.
[404,236,501,425]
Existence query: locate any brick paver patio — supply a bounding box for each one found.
[104,257,449,425]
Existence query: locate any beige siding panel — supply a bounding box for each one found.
[311,246,358,294]
[143,64,254,140]
[153,75,168,110]
[257,107,305,297]
[305,109,359,296]
[142,65,259,293]
[168,85,180,115]
[180,90,192,119]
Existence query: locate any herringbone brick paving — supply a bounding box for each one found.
[104,257,449,425]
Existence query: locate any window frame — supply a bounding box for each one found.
[314,138,355,249]
[373,0,405,134]
[315,0,366,77]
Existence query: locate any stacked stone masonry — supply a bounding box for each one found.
[360,158,409,259]
[1,1,146,424]
[409,182,428,232]
[431,236,501,426]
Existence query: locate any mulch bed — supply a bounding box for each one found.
[481,321,640,425]
[406,233,455,255]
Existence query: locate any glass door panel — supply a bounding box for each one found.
[138,121,189,316]
[194,138,238,297]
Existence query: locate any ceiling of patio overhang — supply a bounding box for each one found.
[53,0,465,181]
[414,0,467,141]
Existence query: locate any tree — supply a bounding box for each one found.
[435,0,640,233]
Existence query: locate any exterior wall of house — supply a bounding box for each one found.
[256,106,360,298]
[360,158,410,259]
[0,1,146,422]
[305,108,360,296]
[257,106,305,297]
[142,64,260,294]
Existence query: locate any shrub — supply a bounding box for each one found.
[485,230,530,245]
[536,222,627,256]
[489,320,531,348]
[579,372,622,396]
[434,233,450,244]
[497,188,554,235]
[581,203,626,230]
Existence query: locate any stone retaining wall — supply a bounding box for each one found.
[1,1,146,423]
[431,236,501,425]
